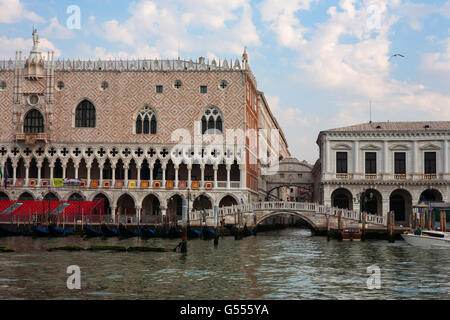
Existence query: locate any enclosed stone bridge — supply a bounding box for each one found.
[188,201,387,232]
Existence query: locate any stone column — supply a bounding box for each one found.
[174,165,179,189]
[24,163,30,186]
[161,162,167,188]
[149,162,154,187]
[86,165,92,187]
[136,165,141,188]
[124,165,129,188]
[412,140,419,180]
[382,141,389,180]
[323,137,329,179]
[226,164,231,189]
[99,163,104,187]
[110,165,115,187]
[200,164,205,189]
[12,163,17,185]
[443,139,448,179]
[353,140,359,179]
[136,206,141,223]
[213,164,218,189]
[187,164,192,189]
[37,162,42,186]
[111,206,117,223]
[161,207,167,224]
[74,165,79,179]
[49,164,54,182]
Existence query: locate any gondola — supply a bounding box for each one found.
[84,225,103,237]
[167,226,182,238]
[0,225,22,237]
[187,226,201,239]
[118,224,140,238]
[48,225,75,237]
[243,225,253,237]
[201,226,215,240]
[140,226,156,238]
[33,226,51,237]
[101,224,120,237]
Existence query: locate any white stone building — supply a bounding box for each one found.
[316,121,450,225]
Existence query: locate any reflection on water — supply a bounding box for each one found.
[0,229,449,300]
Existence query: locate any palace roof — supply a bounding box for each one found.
[326,121,450,132]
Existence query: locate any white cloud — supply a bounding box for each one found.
[421,36,450,80]
[0,0,44,23]
[99,0,260,58]
[42,17,74,40]
[0,36,61,58]
[260,0,450,162]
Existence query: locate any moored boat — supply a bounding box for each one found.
[101,224,120,237]
[401,230,450,248]
[0,225,22,237]
[187,226,201,238]
[48,225,75,237]
[342,228,362,241]
[84,225,103,237]
[33,226,51,237]
[140,226,156,238]
[118,224,139,238]
[201,226,215,240]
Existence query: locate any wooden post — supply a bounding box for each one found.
[213,205,218,246]
[427,209,432,231]
[411,211,416,229]
[337,210,343,241]
[388,211,395,243]
[420,212,425,229]
[220,208,224,238]
[440,211,446,232]
[361,211,366,241]
[326,214,330,241]
[181,198,187,253]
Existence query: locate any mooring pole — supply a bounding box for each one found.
[337,210,343,241]
[181,198,187,253]
[427,209,432,231]
[388,211,395,243]
[213,205,218,246]
[361,211,366,241]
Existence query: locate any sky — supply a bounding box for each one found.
[0,0,449,164]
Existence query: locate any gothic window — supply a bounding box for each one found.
[201,106,223,134]
[200,85,207,94]
[24,109,44,133]
[136,106,157,135]
[75,99,96,128]
[156,85,163,94]
[0,80,6,90]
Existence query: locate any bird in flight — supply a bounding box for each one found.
[389,54,405,60]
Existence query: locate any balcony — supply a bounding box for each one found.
[394,174,407,180]
[365,174,377,180]
[15,133,50,144]
[421,174,437,180]
[336,173,352,180]
[10,178,242,190]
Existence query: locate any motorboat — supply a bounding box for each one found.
[401,230,450,248]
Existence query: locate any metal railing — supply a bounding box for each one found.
[336,173,352,180]
[421,174,437,180]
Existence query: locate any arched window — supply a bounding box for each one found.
[24,109,44,133]
[75,99,96,128]
[136,106,157,135]
[201,106,223,134]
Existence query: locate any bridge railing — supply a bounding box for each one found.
[189,201,387,226]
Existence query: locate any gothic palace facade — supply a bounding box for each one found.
[0,29,289,223]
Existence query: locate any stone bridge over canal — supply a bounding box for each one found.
[189,201,387,232]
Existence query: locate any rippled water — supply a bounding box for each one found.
[0,229,449,300]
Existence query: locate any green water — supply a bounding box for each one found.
[0,229,448,299]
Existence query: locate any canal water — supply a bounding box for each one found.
[0,228,449,300]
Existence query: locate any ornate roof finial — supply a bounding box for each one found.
[242,47,248,61]
[32,27,39,52]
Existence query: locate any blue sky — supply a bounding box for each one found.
[0,0,449,163]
